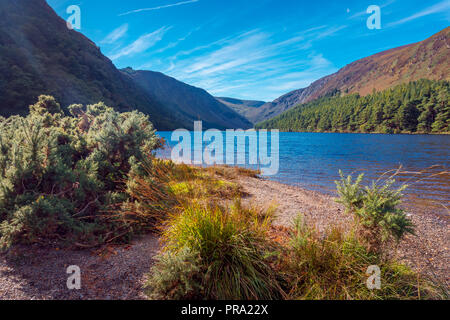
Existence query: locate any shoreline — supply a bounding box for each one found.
[238,175,449,288]
[251,130,450,136]
[0,172,448,299]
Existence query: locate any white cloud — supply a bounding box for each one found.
[101,24,128,44]
[314,25,348,40]
[153,27,200,54]
[109,27,171,60]
[156,29,336,101]
[349,0,396,19]
[119,0,200,16]
[387,1,450,27]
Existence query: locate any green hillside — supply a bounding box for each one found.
[256,80,449,134]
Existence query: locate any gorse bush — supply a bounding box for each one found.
[0,95,160,248]
[335,171,415,251]
[145,247,204,300]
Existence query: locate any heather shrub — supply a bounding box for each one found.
[0,95,159,248]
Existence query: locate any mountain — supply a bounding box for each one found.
[0,0,250,130]
[256,79,449,134]
[122,69,252,130]
[0,0,186,130]
[252,27,450,123]
[215,97,265,123]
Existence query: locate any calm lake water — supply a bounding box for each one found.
[156,131,450,213]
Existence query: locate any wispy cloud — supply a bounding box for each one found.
[157,29,337,101]
[101,24,128,44]
[109,27,171,60]
[119,0,200,16]
[153,27,201,54]
[349,0,396,19]
[387,0,450,27]
[314,25,347,40]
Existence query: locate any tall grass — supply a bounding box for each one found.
[147,201,284,300]
[280,215,442,300]
[139,163,444,300]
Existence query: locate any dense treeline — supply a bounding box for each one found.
[256,80,449,134]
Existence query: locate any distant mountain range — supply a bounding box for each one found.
[215,97,265,123]
[251,27,450,124]
[123,69,251,129]
[0,0,250,130]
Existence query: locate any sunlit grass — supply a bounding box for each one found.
[152,200,283,300]
[279,215,443,300]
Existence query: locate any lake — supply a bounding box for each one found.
[156,131,450,213]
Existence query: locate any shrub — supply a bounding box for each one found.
[0,95,160,248]
[282,215,440,300]
[145,247,204,300]
[335,171,415,250]
[157,201,283,300]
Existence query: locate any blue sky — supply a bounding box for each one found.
[47,0,450,101]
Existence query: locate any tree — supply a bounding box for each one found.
[397,102,419,132]
[256,80,450,134]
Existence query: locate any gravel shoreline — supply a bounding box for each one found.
[238,176,449,289]
[0,175,448,299]
[0,235,159,300]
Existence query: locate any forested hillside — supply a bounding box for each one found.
[256,80,449,134]
[252,27,450,123]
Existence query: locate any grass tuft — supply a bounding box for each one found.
[148,200,284,300]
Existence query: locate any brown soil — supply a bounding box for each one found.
[0,235,159,300]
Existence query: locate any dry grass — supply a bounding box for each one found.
[205,165,260,180]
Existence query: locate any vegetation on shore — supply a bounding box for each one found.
[0,95,162,248]
[256,80,449,134]
[145,165,443,300]
[0,96,445,299]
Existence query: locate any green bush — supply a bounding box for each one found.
[0,95,159,248]
[145,247,204,300]
[335,171,415,250]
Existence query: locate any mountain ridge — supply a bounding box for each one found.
[251,27,450,123]
[215,97,265,123]
[0,0,250,130]
[122,69,252,130]
[0,0,184,130]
